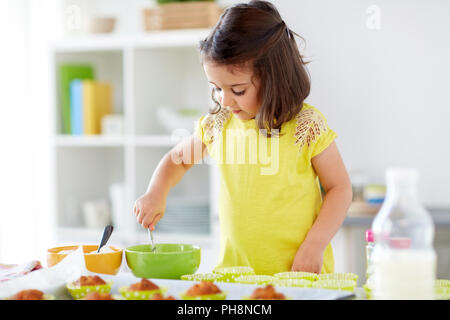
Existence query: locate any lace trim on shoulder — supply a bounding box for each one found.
[294,108,328,151]
[201,108,231,144]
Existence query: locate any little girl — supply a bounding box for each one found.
[134,0,352,275]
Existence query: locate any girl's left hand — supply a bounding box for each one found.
[290,242,324,274]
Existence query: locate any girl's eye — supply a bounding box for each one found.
[232,89,245,96]
[213,87,245,96]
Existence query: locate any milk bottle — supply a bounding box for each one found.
[371,168,436,300]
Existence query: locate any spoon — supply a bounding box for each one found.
[148,228,156,252]
[97,225,114,253]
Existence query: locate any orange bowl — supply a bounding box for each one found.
[47,245,123,275]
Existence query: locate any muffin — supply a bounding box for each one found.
[244,284,287,300]
[180,281,227,300]
[66,275,112,300]
[150,293,176,300]
[74,275,106,286]
[8,289,53,300]
[119,278,167,300]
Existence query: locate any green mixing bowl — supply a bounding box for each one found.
[125,244,201,279]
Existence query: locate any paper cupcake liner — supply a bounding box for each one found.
[436,279,450,287]
[213,266,255,283]
[66,281,113,300]
[179,291,227,300]
[312,280,356,292]
[181,273,225,282]
[234,275,275,285]
[435,286,450,295]
[318,273,359,282]
[274,271,319,281]
[118,285,168,300]
[272,278,312,288]
[363,284,373,299]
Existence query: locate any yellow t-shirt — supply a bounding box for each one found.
[195,103,337,275]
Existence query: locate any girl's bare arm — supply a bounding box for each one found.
[291,141,352,272]
[134,135,208,230]
[305,141,353,250]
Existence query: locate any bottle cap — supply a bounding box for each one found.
[365,229,374,242]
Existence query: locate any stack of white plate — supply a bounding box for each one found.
[157,203,210,234]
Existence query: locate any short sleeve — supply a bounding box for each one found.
[194,115,206,144]
[310,123,337,158]
[293,106,337,158]
[193,108,231,147]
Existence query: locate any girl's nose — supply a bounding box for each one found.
[219,91,235,108]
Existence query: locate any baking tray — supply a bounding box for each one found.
[63,272,355,300]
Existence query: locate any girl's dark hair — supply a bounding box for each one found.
[199,0,311,135]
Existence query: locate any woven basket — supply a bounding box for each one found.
[143,1,223,31]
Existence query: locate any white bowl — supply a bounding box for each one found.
[156,107,201,133]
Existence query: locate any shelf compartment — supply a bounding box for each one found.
[56,146,124,229]
[53,50,124,135]
[55,134,126,147]
[51,29,210,52]
[133,46,210,136]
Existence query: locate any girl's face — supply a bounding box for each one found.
[203,61,261,120]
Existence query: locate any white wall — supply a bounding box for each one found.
[0,0,32,263]
[0,0,63,263]
[274,0,450,207]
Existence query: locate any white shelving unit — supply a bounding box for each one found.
[49,29,220,251]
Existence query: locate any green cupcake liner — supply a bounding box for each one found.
[311,280,356,292]
[318,273,359,282]
[66,281,113,300]
[363,284,373,299]
[436,279,450,287]
[272,278,312,288]
[435,286,450,298]
[234,275,275,285]
[118,285,167,300]
[179,291,227,300]
[213,266,255,283]
[274,271,319,281]
[181,273,225,282]
[81,294,125,300]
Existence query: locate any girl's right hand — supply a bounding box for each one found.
[133,191,166,231]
